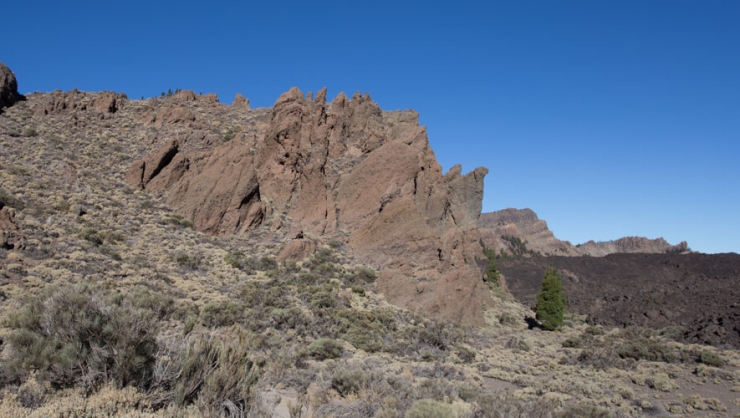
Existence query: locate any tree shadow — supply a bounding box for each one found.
[525,317,542,330]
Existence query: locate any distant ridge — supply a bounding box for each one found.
[478,207,689,257]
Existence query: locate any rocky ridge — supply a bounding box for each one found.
[127,87,492,325]
[479,208,689,257]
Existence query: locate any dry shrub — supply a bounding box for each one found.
[404,399,455,418]
[475,393,555,418]
[4,284,160,391]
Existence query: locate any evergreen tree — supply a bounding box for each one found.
[536,265,567,330]
[483,247,500,288]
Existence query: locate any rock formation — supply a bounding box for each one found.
[33,89,127,119]
[0,62,23,111]
[128,88,493,325]
[479,208,689,257]
[233,93,250,109]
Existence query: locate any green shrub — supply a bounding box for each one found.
[699,350,725,367]
[224,251,244,269]
[159,213,194,229]
[405,399,455,418]
[343,325,383,353]
[176,253,199,270]
[78,228,104,246]
[616,338,676,363]
[331,367,366,397]
[562,337,581,348]
[4,285,159,390]
[535,265,567,330]
[201,301,242,327]
[476,393,554,418]
[458,383,479,401]
[0,187,24,210]
[221,126,241,142]
[307,338,344,360]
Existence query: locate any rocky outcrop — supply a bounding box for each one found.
[479,208,689,257]
[479,208,572,255]
[233,93,250,109]
[575,237,688,257]
[33,90,127,118]
[0,62,23,111]
[128,88,493,325]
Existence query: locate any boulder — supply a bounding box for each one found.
[0,62,23,111]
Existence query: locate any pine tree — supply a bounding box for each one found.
[536,265,567,330]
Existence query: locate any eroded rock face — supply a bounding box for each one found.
[128,88,493,325]
[0,62,23,111]
[33,89,127,119]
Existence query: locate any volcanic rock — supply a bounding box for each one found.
[33,89,127,118]
[128,87,493,325]
[479,208,689,257]
[0,62,23,111]
[233,93,250,109]
[499,253,740,347]
[174,90,197,101]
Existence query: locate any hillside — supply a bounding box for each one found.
[1,62,739,417]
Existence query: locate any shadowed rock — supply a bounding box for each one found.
[0,62,23,111]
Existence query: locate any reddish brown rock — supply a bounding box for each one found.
[129,88,493,325]
[126,140,180,189]
[173,90,197,101]
[33,90,125,119]
[199,93,219,103]
[92,91,126,117]
[479,208,689,257]
[233,93,250,109]
[277,238,319,263]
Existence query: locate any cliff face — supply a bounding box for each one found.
[127,88,493,325]
[478,208,689,257]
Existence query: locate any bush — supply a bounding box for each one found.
[616,338,676,363]
[0,187,24,210]
[331,367,366,397]
[699,350,725,367]
[159,213,194,229]
[405,399,455,418]
[476,393,554,418]
[78,228,104,246]
[535,265,567,330]
[307,338,344,360]
[176,253,200,270]
[4,285,159,390]
[169,331,260,414]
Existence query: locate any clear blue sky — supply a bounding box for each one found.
[2,1,738,253]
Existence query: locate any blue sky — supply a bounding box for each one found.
[2,1,738,253]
